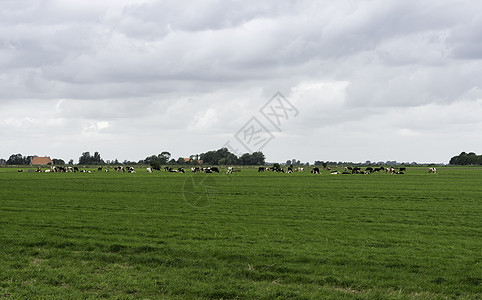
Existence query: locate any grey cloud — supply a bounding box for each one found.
[2,0,482,163]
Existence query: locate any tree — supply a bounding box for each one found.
[7,154,29,165]
[150,160,161,170]
[159,151,171,164]
[449,152,482,165]
[52,159,65,165]
[78,151,105,165]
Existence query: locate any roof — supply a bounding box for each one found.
[31,157,53,165]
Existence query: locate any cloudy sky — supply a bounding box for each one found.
[2,0,481,164]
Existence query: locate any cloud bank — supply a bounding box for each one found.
[1,0,481,163]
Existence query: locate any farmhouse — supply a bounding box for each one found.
[0,158,6,165]
[183,158,203,164]
[31,156,54,165]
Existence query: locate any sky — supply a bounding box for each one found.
[1,0,482,164]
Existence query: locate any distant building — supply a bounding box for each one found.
[0,158,6,165]
[31,156,54,165]
[183,158,203,164]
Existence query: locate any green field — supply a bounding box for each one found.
[0,166,480,299]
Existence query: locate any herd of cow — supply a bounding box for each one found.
[18,165,437,174]
[257,166,409,174]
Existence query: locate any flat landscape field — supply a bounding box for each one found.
[0,166,480,299]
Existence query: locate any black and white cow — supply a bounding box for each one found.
[311,167,320,174]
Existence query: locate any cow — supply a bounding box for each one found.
[211,167,220,173]
[168,167,178,173]
[18,169,24,172]
[428,167,437,174]
[191,167,200,173]
[73,167,79,172]
[296,167,304,172]
[98,167,103,172]
[399,167,406,172]
[287,167,293,173]
[146,167,152,173]
[352,167,362,174]
[311,167,320,174]
[127,167,135,173]
[258,167,265,172]
[331,171,340,174]
[386,167,395,174]
[227,167,233,174]
[105,169,109,172]
[365,167,373,173]
[178,168,185,173]
[344,167,353,172]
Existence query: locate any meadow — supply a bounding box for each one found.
[0,166,480,299]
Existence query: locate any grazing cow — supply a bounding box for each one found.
[105,169,109,172]
[18,169,24,172]
[296,167,304,172]
[386,167,395,174]
[164,166,171,172]
[74,167,79,172]
[127,167,135,173]
[399,167,406,172]
[428,167,437,174]
[227,167,233,174]
[352,167,362,174]
[344,167,353,172]
[211,167,220,173]
[258,167,265,172]
[98,167,103,172]
[365,167,373,173]
[331,171,340,174]
[36,167,42,172]
[287,167,293,173]
[373,167,383,172]
[178,168,185,173]
[311,167,320,174]
[191,167,200,173]
[146,167,152,173]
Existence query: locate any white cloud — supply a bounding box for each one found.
[1,0,482,163]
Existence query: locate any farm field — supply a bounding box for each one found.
[0,166,480,299]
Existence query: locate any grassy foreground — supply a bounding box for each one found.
[0,167,480,299]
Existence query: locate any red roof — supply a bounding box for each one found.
[31,157,53,165]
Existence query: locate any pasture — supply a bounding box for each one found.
[0,166,480,299]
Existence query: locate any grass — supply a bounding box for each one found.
[0,166,480,299]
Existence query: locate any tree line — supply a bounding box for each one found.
[3,148,265,167]
[449,152,482,165]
